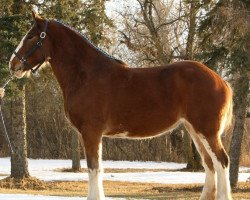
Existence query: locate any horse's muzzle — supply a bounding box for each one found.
[9,61,26,78]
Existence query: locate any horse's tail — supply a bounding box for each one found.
[223,81,233,132]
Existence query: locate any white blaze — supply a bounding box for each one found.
[9,33,27,70]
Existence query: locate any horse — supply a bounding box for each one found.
[9,12,233,200]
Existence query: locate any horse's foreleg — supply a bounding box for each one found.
[82,134,105,200]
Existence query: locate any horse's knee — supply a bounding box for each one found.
[86,156,99,170]
[83,137,103,169]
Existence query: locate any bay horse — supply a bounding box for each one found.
[9,12,233,200]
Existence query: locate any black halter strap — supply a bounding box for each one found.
[13,20,48,74]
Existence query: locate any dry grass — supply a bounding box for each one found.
[241,155,250,167]
[0,176,47,190]
[0,178,249,199]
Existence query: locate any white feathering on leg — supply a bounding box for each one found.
[87,169,105,200]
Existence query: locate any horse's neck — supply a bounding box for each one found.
[48,24,110,96]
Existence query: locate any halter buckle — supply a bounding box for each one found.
[37,41,42,46]
[21,57,26,63]
[40,32,46,38]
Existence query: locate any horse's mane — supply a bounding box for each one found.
[53,20,126,65]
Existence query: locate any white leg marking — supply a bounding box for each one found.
[200,137,232,200]
[184,121,216,200]
[215,164,231,200]
[87,169,105,200]
[199,163,216,200]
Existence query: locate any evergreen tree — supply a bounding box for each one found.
[198,0,250,187]
[0,0,31,179]
[81,0,114,46]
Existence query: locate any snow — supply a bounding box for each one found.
[0,157,249,184]
[240,166,250,173]
[0,157,249,199]
[0,158,249,183]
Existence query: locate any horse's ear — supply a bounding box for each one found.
[32,11,44,24]
[32,11,36,20]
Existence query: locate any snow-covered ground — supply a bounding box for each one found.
[0,157,249,199]
[0,157,249,184]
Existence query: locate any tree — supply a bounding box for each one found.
[0,0,31,179]
[81,0,114,46]
[10,84,29,178]
[119,0,177,66]
[198,0,250,187]
[71,131,81,171]
[229,73,249,186]
[228,2,249,186]
[181,0,203,170]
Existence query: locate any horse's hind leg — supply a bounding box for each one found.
[184,121,216,200]
[200,135,232,200]
[82,132,105,200]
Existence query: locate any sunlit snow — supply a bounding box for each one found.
[0,158,249,184]
[0,157,249,199]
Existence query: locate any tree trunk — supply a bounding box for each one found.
[169,129,184,162]
[183,128,202,171]
[186,2,197,59]
[71,131,81,171]
[229,74,249,187]
[10,85,29,178]
[184,1,202,171]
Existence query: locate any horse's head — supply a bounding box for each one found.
[9,12,50,78]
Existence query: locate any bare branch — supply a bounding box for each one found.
[156,15,187,31]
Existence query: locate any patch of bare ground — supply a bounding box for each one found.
[0,173,9,176]
[0,176,46,190]
[0,180,249,199]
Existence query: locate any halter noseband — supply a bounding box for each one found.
[13,20,48,74]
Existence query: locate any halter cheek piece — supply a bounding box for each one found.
[13,20,48,74]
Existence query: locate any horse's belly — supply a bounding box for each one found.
[104,117,182,139]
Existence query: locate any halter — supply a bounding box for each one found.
[13,20,48,74]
